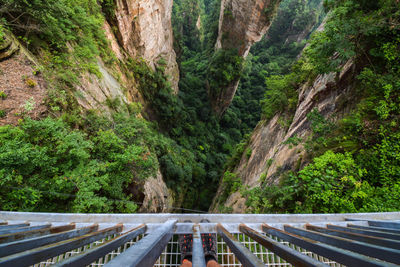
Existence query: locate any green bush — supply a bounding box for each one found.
[244,146,400,214]
[0,0,116,112]
[0,116,163,213]
[207,49,244,94]
[261,74,299,121]
[294,151,367,213]
[0,24,5,45]
[220,171,242,202]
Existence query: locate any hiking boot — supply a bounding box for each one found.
[200,219,218,263]
[179,220,193,263]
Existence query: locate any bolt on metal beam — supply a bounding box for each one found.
[54,224,146,267]
[284,224,400,265]
[217,224,264,267]
[105,220,177,267]
[0,224,123,267]
[240,224,328,267]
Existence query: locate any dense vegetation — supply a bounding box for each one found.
[0,0,204,212]
[0,0,242,212]
[243,0,400,214]
[164,0,322,210]
[214,0,325,209]
[0,107,204,212]
[235,0,323,131]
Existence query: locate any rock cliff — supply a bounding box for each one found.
[210,0,281,115]
[111,0,179,93]
[0,0,177,212]
[210,59,357,212]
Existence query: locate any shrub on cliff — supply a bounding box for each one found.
[245,149,400,213]
[207,49,244,95]
[0,117,159,213]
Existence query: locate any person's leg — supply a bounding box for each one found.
[179,220,194,267]
[207,260,221,267]
[180,258,192,267]
[201,219,220,266]
[179,233,193,264]
[179,219,222,267]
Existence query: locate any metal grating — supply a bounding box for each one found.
[0,211,399,267]
[34,233,340,266]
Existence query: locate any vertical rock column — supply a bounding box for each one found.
[113,0,180,93]
[209,0,281,116]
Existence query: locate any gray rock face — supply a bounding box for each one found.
[216,0,279,57]
[210,0,280,115]
[112,0,179,93]
[75,0,178,212]
[0,2,177,213]
[139,170,174,213]
[211,60,357,213]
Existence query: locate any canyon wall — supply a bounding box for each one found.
[112,0,179,93]
[210,0,281,116]
[210,59,357,212]
[0,0,178,212]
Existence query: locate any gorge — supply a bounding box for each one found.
[0,0,399,214]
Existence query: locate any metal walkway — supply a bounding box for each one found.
[0,211,399,267]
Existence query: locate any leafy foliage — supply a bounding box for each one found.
[0,115,162,213]
[245,148,400,213]
[0,0,115,114]
[220,171,242,202]
[260,73,300,121]
[207,48,244,95]
[232,0,324,129]
[244,0,400,214]
[0,24,5,45]
[167,0,325,211]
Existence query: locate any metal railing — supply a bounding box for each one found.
[0,211,399,267]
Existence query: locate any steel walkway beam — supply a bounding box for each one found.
[0,223,75,244]
[262,224,397,267]
[345,218,400,230]
[327,224,400,241]
[105,220,177,267]
[348,224,400,235]
[368,220,400,230]
[240,224,328,267]
[54,225,146,267]
[0,224,51,236]
[0,224,98,257]
[192,224,206,267]
[0,223,29,230]
[217,224,264,267]
[306,224,400,249]
[0,224,122,267]
[284,225,400,264]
